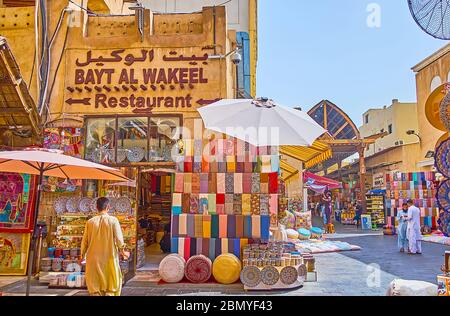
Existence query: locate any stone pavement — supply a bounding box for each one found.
[1,233,447,296]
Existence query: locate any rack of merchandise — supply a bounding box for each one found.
[366,193,385,228]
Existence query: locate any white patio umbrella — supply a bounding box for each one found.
[0,149,129,296]
[198,98,327,147]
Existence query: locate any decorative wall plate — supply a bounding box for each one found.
[240,266,261,288]
[437,180,450,212]
[127,147,145,163]
[436,137,450,178]
[115,197,132,213]
[297,264,307,280]
[260,266,279,286]
[185,255,212,283]
[280,266,299,286]
[66,197,81,213]
[54,197,68,214]
[79,197,93,213]
[440,92,450,132]
[90,198,99,213]
[117,147,127,163]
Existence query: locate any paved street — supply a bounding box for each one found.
[1,229,447,296]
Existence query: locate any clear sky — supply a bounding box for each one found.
[256,0,447,126]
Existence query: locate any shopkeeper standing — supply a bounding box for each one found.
[81,197,129,296]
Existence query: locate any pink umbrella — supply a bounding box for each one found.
[0,149,128,295]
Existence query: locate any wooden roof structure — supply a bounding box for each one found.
[0,37,40,136]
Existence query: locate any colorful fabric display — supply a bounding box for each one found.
[260,173,269,194]
[187,215,195,237]
[242,194,251,215]
[202,238,210,258]
[209,238,216,261]
[199,194,209,215]
[236,215,244,238]
[261,216,270,242]
[251,194,261,215]
[269,173,278,193]
[211,215,219,238]
[184,238,191,261]
[190,195,199,214]
[202,157,210,173]
[200,173,209,193]
[171,238,178,254]
[251,173,260,193]
[233,239,241,258]
[215,238,222,258]
[221,238,229,254]
[271,154,280,172]
[219,215,228,238]
[208,194,216,215]
[203,215,211,238]
[208,174,217,193]
[227,156,236,173]
[182,193,190,214]
[191,173,200,193]
[243,173,252,193]
[261,156,272,173]
[175,174,184,193]
[210,161,218,173]
[234,173,243,194]
[190,238,197,257]
[172,215,179,237]
[236,161,245,173]
[227,215,236,238]
[217,173,226,194]
[172,193,182,215]
[184,156,193,173]
[244,161,253,173]
[178,238,185,259]
[184,173,192,193]
[244,216,252,238]
[196,238,203,256]
[226,173,234,193]
[225,194,234,215]
[218,161,227,173]
[194,215,203,238]
[193,162,202,173]
[179,214,187,236]
[269,194,278,226]
[251,216,261,239]
[260,194,269,215]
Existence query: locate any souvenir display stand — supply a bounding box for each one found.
[366,193,385,228]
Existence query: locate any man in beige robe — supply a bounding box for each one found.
[81,197,127,296]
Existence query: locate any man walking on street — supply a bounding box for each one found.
[406,199,423,255]
[81,197,129,296]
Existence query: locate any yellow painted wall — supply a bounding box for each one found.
[413,46,450,165]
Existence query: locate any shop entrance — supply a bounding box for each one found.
[136,170,173,271]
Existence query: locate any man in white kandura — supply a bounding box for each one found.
[406,199,423,255]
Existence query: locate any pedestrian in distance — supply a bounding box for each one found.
[81,197,130,296]
[353,201,363,229]
[397,203,409,253]
[406,199,423,255]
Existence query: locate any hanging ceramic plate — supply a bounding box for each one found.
[425,83,448,132]
[79,197,93,213]
[90,198,99,213]
[440,92,450,132]
[108,197,117,212]
[127,147,145,163]
[297,264,307,280]
[240,266,261,288]
[115,197,132,213]
[260,266,279,286]
[54,197,68,214]
[66,197,81,213]
[280,266,299,286]
[117,147,127,163]
[436,137,450,178]
[437,180,450,212]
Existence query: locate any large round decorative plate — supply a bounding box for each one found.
[115,197,132,213]
[280,266,299,286]
[54,197,68,214]
[297,264,307,280]
[108,198,117,212]
[240,266,261,288]
[90,198,99,213]
[66,197,81,213]
[436,137,450,178]
[159,254,186,283]
[212,254,242,285]
[127,147,145,163]
[117,147,127,163]
[185,255,212,284]
[79,197,93,213]
[425,83,448,132]
[260,266,279,286]
[440,91,450,132]
[437,180,450,212]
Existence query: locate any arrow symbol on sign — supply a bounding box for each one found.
[65,98,91,106]
[196,98,222,106]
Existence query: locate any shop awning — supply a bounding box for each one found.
[303,171,342,190]
[280,160,299,181]
[280,141,333,169]
[0,37,41,136]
